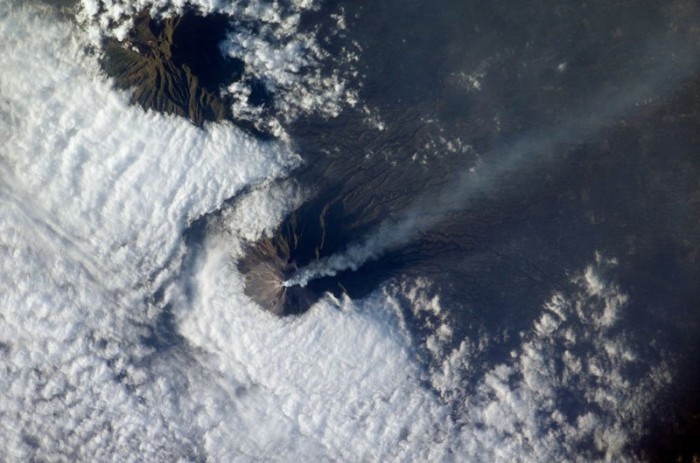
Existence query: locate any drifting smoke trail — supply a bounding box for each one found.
[283,213,425,287]
[284,28,700,289]
[283,181,471,287]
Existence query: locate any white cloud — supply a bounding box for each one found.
[175,227,671,461]
[0,4,673,462]
[0,4,299,287]
[445,258,669,462]
[76,0,359,136]
[0,5,298,461]
[209,179,308,256]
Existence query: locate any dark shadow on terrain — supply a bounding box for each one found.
[101,8,244,127]
[169,13,243,93]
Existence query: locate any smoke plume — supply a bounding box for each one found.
[284,29,700,288]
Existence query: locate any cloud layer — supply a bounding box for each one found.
[0,4,671,462]
[78,0,359,136]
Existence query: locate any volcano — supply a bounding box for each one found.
[239,238,319,316]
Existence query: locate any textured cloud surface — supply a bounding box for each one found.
[0,4,669,462]
[78,0,359,135]
[0,5,298,460]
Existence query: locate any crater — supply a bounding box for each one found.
[239,238,319,316]
[238,204,404,316]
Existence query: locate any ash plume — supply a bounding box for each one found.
[285,31,700,288]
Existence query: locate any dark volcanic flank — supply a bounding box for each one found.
[101,9,244,126]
